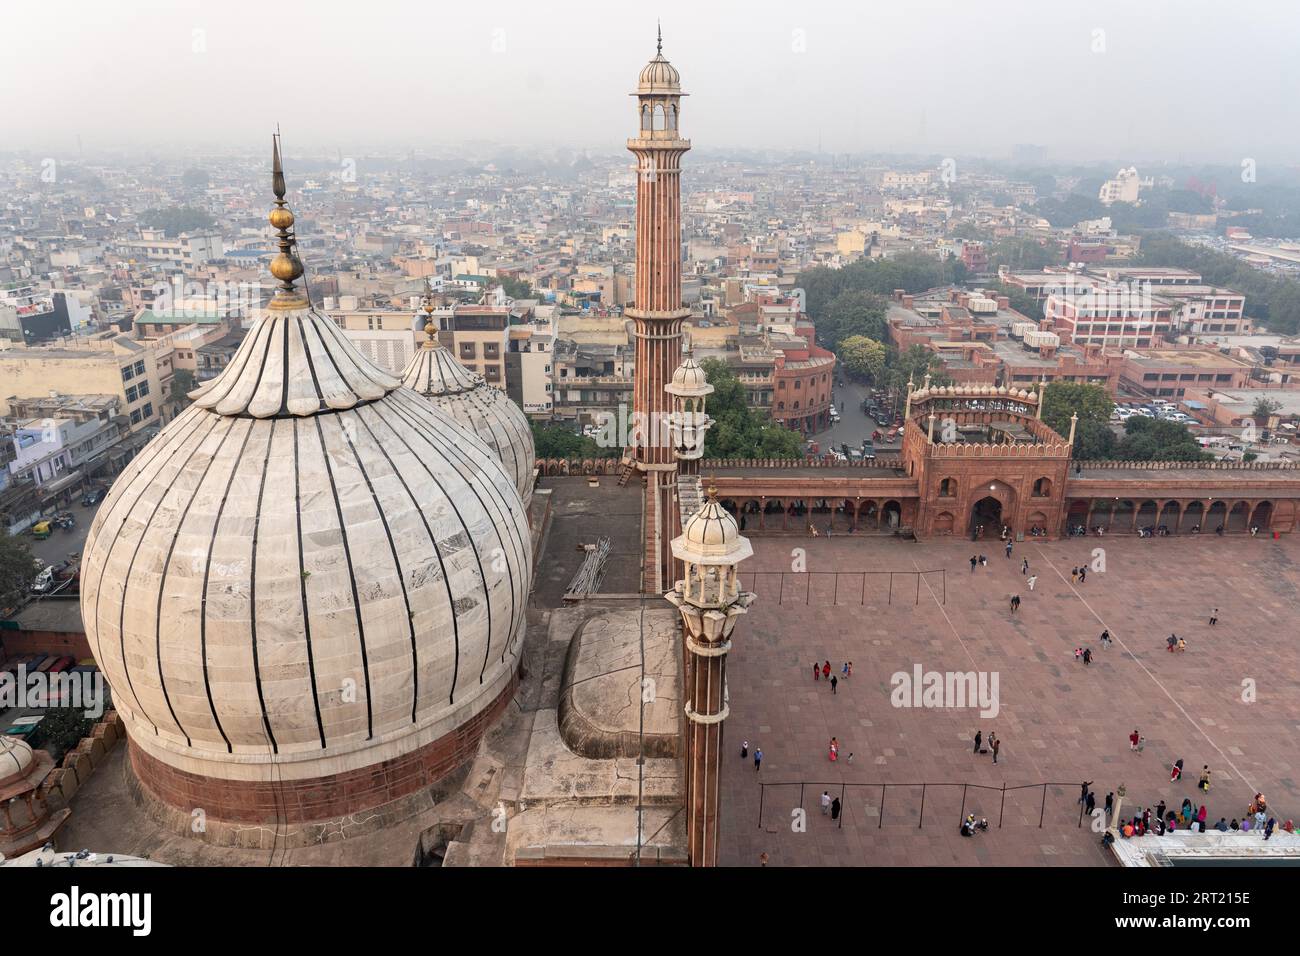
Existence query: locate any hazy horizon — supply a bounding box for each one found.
[3,0,1298,165]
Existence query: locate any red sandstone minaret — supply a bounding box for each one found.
[627,25,689,469]
[628,28,691,593]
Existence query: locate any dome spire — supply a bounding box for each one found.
[657,19,662,55]
[268,131,307,310]
[421,276,439,349]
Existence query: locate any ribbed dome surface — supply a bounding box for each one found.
[79,301,531,783]
[0,736,34,784]
[400,337,535,508]
[638,54,681,92]
[666,355,712,396]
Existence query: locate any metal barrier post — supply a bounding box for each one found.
[999,784,1006,828]
[879,783,885,829]
[757,783,764,829]
[918,783,926,828]
[1039,783,1047,828]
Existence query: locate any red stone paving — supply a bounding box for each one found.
[719,534,1300,866]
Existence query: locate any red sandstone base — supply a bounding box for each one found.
[125,673,518,847]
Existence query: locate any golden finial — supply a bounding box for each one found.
[268,132,307,309]
[420,277,439,347]
[657,20,662,56]
[706,473,717,499]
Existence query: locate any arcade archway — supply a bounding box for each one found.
[970,496,1002,536]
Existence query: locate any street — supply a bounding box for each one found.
[27,498,100,569]
[811,378,901,455]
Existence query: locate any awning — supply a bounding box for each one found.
[37,469,84,498]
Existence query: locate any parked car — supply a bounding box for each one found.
[80,487,106,506]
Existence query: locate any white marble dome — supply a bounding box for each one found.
[672,494,752,566]
[79,291,531,786]
[400,320,535,509]
[0,736,34,783]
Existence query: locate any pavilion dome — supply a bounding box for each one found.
[665,354,712,398]
[671,492,753,566]
[400,315,535,508]
[638,54,681,93]
[0,736,34,785]
[78,143,531,796]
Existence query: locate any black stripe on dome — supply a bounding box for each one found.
[387,390,529,679]
[117,413,222,737]
[197,419,255,754]
[153,415,246,747]
[247,419,281,753]
[292,419,328,748]
[368,401,470,705]
[340,409,420,724]
[314,415,375,739]
[88,406,208,679]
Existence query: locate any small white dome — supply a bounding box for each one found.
[0,736,34,783]
[665,355,713,398]
[671,494,753,566]
[638,54,681,93]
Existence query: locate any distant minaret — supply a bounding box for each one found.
[627,25,689,470]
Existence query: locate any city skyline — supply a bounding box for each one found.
[3,0,1297,163]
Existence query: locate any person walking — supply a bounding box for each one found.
[1137,735,1145,754]
[813,661,820,681]
[1198,766,1212,793]
[846,662,853,678]
[1104,792,1114,819]
[1079,780,1093,805]
[821,791,831,815]
[1021,557,1029,575]
[1027,574,1038,591]
[754,748,763,772]
[1100,629,1112,648]
[831,797,842,822]
[842,662,849,680]
[822,661,831,681]
[970,555,977,573]
[1010,594,1020,613]
[1170,758,1183,782]
[1079,566,1087,583]
[1209,608,1219,626]
[830,674,838,695]
[974,730,983,754]
[741,739,749,759]
[1005,540,1013,559]
[1086,790,1097,815]
[1129,729,1140,751]
[991,736,1001,764]
[1082,647,1092,665]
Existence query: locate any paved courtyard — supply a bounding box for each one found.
[720,533,1300,866]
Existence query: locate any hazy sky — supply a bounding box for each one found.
[3,0,1297,163]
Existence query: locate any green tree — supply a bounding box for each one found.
[0,531,36,613]
[141,206,216,237]
[1252,397,1282,420]
[819,290,888,350]
[29,706,93,763]
[838,335,886,382]
[529,421,618,460]
[1116,416,1210,461]
[170,368,196,407]
[1041,382,1114,458]
[699,358,804,460]
[499,275,535,299]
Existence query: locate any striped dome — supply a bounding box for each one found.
[79,298,531,787]
[400,326,535,508]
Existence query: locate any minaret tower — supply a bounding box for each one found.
[665,481,755,866]
[627,24,690,469]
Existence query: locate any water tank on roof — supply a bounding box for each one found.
[967,296,998,315]
[1024,329,1059,348]
[1010,322,1036,339]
